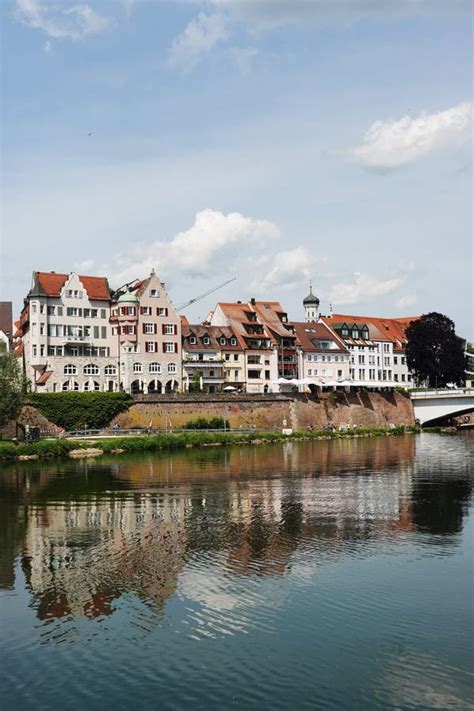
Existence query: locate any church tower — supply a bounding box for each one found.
[303,284,320,322]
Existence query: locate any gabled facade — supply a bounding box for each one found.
[111,271,182,393]
[182,324,243,392]
[293,321,350,387]
[209,299,282,392]
[19,271,115,392]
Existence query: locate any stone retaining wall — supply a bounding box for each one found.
[113,392,414,430]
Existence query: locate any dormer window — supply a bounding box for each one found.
[341,327,348,337]
[220,337,226,346]
[203,336,210,345]
[189,336,197,344]
[362,328,369,340]
[352,329,359,339]
[230,337,237,346]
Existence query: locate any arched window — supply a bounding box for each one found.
[104,365,117,376]
[84,363,100,375]
[64,364,77,375]
[62,381,69,391]
[133,363,142,373]
[93,381,100,391]
[168,363,177,374]
[220,337,226,345]
[63,380,79,391]
[84,381,90,391]
[149,362,161,373]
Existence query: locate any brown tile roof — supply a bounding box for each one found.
[33,272,110,300]
[293,321,349,352]
[182,324,240,351]
[36,370,53,385]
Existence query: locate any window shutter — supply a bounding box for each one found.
[162,342,166,352]
[174,324,177,335]
[154,324,157,334]
[142,323,146,334]
[174,343,178,353]
[162,324,165,335]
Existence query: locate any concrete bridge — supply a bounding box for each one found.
[410,389,474,426]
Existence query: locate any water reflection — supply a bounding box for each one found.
[0,435,471,643]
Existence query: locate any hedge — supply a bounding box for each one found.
[27,392,133,430]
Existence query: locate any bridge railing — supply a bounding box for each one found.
[410,388,474,399]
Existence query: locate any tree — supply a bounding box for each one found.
[405,312,466,388]
[0,351,26,427]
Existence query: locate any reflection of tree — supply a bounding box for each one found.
[411,478,473,536]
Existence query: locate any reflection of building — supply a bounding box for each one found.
[2,433,471,641]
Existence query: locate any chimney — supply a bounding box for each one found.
[250,297,256,306]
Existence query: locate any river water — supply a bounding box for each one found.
[0,434,472,710]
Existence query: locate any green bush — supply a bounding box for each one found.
[183,416,230,430]
[27,392,133,430]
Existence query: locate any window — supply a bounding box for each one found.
[57,306,63,316]
[164,342,176,353]
[101,309,106,319]
[352,329,359,339]
[358,355,365,364]
[225,353,230,361]
[99,347,108,357]
[64,364,77,375]
[308,369,312,376]
[220,337,226,345]
[384,357,390,366]
[248,355,261,364]
[93,326,99,339]
[31,303,37,314]
[150,289,159,297]
[393,356,398,365]
[141,306,152,316]
[234,354,238,361]
[157,307,168,316]
[168,363,177,373]
[383,343,390,353]
[104,365,117,375]
[67,307,81,317]
[149,362,161,373]
[144,323,154,334]
[47,306,55,315]
[83,308,90,318]
[189,336,197,344]
[164,324,175,335]
[203,336,210,345]
[133,363,142,373]
[248,370,261,379]
[101,326,107,339]
[145,342,156,353]
[84,363,99,375]
[401,374,406,382]
[230,337,237,346]
[63,380,79,391]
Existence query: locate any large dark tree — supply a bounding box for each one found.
[0,351,26,427]
[405,312,466,388]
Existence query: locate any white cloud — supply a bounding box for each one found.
[346,102,473,171]
[168,12,229,70]
[329,272,403,305]
[192,0,431,31]
[107,208,279,286]
[251,246,316,294]
[15,0,111,40]
[229,46,258,74]
[395,294,417,310]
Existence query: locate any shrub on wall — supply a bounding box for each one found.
[184,416,230,430]
[27,392,133,430]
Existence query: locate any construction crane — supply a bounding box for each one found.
[176,277,237,311]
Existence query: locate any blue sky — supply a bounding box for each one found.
[1,0,472,336]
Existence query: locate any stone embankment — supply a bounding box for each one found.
[112,391,414,430]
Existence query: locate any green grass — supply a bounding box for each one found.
[0,425,418,462]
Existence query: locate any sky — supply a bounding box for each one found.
[1,0,472,336]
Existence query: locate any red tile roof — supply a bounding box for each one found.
[33,272,110,300]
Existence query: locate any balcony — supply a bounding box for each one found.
[62,334,95,345]
[183,358,224,366]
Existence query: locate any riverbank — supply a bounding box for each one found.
[0,426,417,462]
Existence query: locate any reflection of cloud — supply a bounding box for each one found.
[378,650,471,710]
